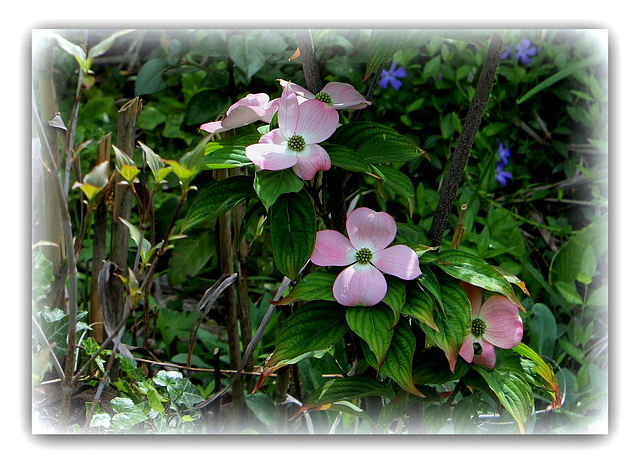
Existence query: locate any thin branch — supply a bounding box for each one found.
[429,31,503,249]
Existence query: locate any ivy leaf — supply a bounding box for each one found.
[269,190,316,281]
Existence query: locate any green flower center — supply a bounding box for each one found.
[287,134,306,152]
[315,92,332,104]
[471,318,487,338]
[355,247,373,264]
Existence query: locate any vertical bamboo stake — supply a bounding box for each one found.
[107,97,141,378]
[89,133,111,343]
[217,169,243,429]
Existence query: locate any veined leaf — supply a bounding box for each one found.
[474,367,533,434]
[377,320,423,397]
[364,29,412,81]
[253,169,303,210]
[421,281,470,372]
[330,121,414,150]
[181,176,255,232]
[382,276,406,326]
[358,140,426,165]
[299,376,395,415]
[370,165,416,217]
[270,272,337,305]
[324,144,371,174]
[346,303,394,370]
[436,249,526,312]
[87,29,135,69]
[512,342,562,409]
[401,286,437,331]
[265,300,348,369]
[269,190,316,281]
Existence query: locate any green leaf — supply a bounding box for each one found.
[245,392,276,430]
[166,376,205,408]
[401,286,437,331]
[203,146,253,170]
[167,230,217,286]
[49,32,87,72]
[271,272,337,305]
[364,29,411,81]
[517,55,602,104]
[577,245,597,285]
[119,217,152,260]
[512,342,562,409]
[324,144,371,173]
[269,190,316,281]
[358,140,425,165]
[266,301,348,369]
[474,367,533,434]
[527,303,557,359]
[346,303,394,370]
[436,249,525,312]
[381,276,406,324]
[376,320,423,397]
[330,121,416,151]
[228,33,266,79]
[416,266,445,313]
[370,165,416,216]
[181,176,255,233]
[86,29,135,69]
[135,58,168,95]
[301,376,395,412]
[420,281,470,372]
[253,169,304,210]
[184,90,231,127]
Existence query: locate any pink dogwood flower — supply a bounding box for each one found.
[245,82,339,180]
[458,282,523,368]
[279,79,371,110]
[310,207,422,306]
[200,93,279,134]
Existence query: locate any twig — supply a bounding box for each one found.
[450,204,468,249]
[429,31,503,249]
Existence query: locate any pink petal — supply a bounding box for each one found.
[291,144,331,180]
[372,244,421,280]
[321,82,371,110]
[346,207,397,252]
[258,128,287,145]
[479,295,523,350]
[459,282,483,317]
[279,79,315,100]
[333,263,387,307]
[459,334,475,364]
[228,93,270,113]
[310,230,356,267]
[473,339,497,368]
[200,121,224,134]
[277,82,299,137]
[260,98,280,123]
[221,105,266,129]
[245,143,297,171]
[295,100,339,144]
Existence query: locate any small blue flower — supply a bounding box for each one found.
[495,167,513,187]
[515,38,537,65]
[495,142,512,187]
[497,142,510,166]
[501,38,537,65]
[379,60,406,90]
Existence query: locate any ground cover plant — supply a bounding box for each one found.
[31,28,608,434]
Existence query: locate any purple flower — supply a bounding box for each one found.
[495,142,512,187]
[497,142,510,166]
[515,38,537,65]
[501,38,538,65]
[379,61,406,90]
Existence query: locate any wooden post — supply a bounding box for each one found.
[89,133,111,343]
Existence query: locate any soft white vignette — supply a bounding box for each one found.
[8,2,631,467]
